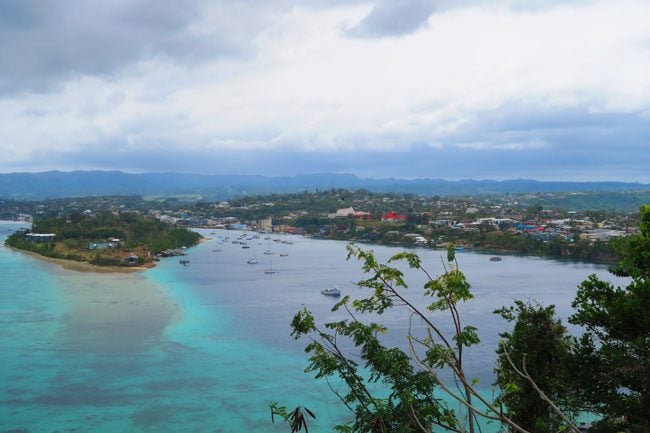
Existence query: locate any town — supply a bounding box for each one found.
[1,189,642,264]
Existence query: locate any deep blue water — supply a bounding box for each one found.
[0,224,623,432]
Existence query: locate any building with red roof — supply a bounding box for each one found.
[382,212,407,222]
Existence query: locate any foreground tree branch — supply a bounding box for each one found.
[277,244,583,433]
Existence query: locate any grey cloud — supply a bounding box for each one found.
[447,103,650,152]
[0,0,600,94]
[347,0,435,37]
[343,0,590,39]
[0,0,267,95]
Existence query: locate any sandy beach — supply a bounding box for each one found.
[15,248,154,273]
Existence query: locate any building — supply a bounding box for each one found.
[353,211,372,220]
[25,233,55,243]
[382,212,407,222]
[335,207,355,218]
[258,217,272,232]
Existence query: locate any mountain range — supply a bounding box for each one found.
[1,171,649,200]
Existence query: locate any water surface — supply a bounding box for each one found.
[0,224,623,432]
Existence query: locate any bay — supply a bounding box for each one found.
[0,224,624,432]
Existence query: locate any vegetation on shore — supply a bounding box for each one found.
[5,211,201,267]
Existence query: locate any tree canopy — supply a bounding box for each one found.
[568,204,650,432]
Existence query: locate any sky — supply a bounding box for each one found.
[1,0,649,181]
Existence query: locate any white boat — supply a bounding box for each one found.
[264,259,277,274]
[263,239,274,255]
[321,286,341,296]
[247,258,258,264]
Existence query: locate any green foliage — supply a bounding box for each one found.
[494,301,575,433]
[4,232,63,259]
[5,211,201,266]
[89,256,125,267]
[270,403,316,433]
[569,205,650,431]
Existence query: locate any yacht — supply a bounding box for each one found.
[321,286,342,296]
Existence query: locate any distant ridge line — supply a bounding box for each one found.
[0,170,648,200]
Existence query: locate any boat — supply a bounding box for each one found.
[264,258,277,274]
[263,238,274,255]
[241,244,250,249]
[247,258,258,264]
[321,286,342,296]
[489,256,502,262]
[179,258,190,266]
[279,252,289,257]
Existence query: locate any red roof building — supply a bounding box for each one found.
[382,212,407,222]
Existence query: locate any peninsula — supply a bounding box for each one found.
[5,211,201,269]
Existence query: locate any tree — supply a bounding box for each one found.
[494,301,575,433]
[282,245,579,433]
[568,205,650,432]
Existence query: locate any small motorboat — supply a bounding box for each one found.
[247,258,258,264]
[489,256,502,262]
[321,286,342,297]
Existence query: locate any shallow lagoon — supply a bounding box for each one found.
[0,224,623,432]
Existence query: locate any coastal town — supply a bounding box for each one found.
[2,189,641,264]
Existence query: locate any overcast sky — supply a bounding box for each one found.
[1,0,649,180]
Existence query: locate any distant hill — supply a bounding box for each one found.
[0,170,649,200]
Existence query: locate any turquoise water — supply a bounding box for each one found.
[1,224,622,432]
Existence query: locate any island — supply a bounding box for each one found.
[5,211,202,269]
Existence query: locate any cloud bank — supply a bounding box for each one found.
[0,0,648,181]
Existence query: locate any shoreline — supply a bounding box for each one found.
[12,248,154,273]
[316,236,618,265]
[8,235,208,274]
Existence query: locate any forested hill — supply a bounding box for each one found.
[0,170,649,200]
